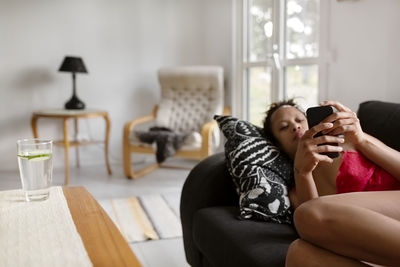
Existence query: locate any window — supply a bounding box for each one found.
[236,0,323,125]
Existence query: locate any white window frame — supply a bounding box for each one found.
[231,0,330,119]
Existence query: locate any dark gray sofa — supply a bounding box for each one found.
[180,100,400,267]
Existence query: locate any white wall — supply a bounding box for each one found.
[327,0,400,111]
[1,0,400,172]
[0,0,233,171]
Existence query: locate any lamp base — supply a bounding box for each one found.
[65,95,85,110]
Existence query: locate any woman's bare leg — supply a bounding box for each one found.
[286,239,371,267]
[314,191,400,220]
[293,191,400,266]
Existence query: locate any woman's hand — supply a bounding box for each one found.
[294,122,344,176]
[320,101,366,147]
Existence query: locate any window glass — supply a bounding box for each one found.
[286,64,318,109]
[242,0,320,122]
[286,0,319,59]
[247,66,272,126]
[248,0,274,62]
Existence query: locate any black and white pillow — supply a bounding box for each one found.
[214,115,294,224]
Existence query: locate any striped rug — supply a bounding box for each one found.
[99,194,182,243]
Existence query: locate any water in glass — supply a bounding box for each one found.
[17,139,53,201]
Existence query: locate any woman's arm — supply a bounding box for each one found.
[292,122,344,207]
[291,171,317,209]
[356,133,400,180]
[321,101,400,181]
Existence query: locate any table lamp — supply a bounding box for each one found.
[59,56,88,109]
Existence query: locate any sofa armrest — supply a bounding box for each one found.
[180,153,238,266]
[358,101,400,151]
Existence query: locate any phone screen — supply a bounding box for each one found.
[306,106,335,129]
[306,106,339,158]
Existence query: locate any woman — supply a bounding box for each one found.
[263,99,400,266]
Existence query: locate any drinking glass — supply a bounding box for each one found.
[17,139,53,201]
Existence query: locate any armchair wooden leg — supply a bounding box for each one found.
[124,156,159,179]
[123,147,160,179]
[130,163,160,179]
[123,144,134,178]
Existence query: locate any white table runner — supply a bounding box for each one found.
[0,186,92,267]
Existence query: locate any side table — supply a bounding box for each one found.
[31,109,112,185]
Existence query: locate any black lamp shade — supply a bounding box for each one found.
[59,56,88,73]
[59,56,88,110]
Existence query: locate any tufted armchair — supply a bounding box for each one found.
[123,66,229,179]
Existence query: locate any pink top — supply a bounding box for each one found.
[336,151,400,194]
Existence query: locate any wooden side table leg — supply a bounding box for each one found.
[31,115,39,138]
[63,118,70,185]
[104,113,112,175]
[74,118,80,168]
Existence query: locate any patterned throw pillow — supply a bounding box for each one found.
[214,115,294,224]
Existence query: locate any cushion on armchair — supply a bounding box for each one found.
[214,115,294,224]
[157,66,224,133]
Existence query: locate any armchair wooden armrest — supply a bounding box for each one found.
[123,106,158,138]
[222,106,231,115]
[123,106,158,178]
[123,105,231,178]
[199,106,231,157]
[200,120,218,157]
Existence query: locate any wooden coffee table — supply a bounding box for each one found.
[63,186,141,267]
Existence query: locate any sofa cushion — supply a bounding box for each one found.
[193,206,298,267]
[214,115,294,224]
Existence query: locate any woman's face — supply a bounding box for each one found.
[270,105,308,159]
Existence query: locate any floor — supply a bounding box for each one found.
[0,157,195,267]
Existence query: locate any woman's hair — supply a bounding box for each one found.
[262,99,303,144]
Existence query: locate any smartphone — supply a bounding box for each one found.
[306,106,339,159]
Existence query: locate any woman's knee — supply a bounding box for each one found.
[285,239,310,267]
[293,198,335,240]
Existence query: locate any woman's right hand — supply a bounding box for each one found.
[294,122,345,176]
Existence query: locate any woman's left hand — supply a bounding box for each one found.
[320,100,365,147]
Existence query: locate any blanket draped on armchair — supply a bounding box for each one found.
[135,127,188,163]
